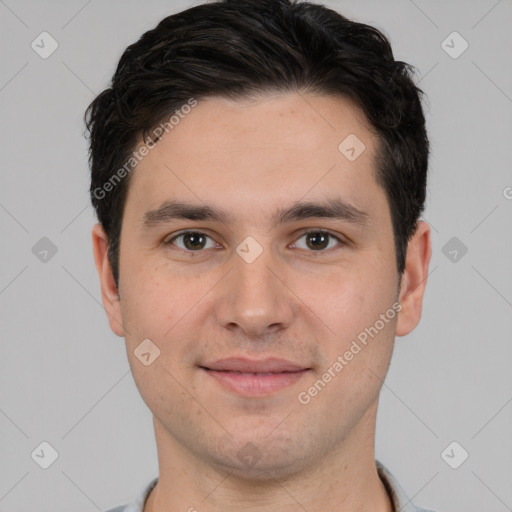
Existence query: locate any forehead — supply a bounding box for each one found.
[149,92,374,159]
[125,93,384,224]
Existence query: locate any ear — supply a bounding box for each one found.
[395,220,432,337]
[91,223,125,337]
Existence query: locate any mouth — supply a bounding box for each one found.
[200,357,311,397]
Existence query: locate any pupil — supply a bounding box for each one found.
[307,232,328,250]
[184,233,205,250]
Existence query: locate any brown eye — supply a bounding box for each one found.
[306,232,329,250]
[167,231,216,251]
[293,230,343,251]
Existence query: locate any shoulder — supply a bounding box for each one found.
[376,460,438,512]
[104,476,158,512]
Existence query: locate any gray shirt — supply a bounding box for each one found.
[105,460,436,512]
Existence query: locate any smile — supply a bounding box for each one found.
[202,368,310,396]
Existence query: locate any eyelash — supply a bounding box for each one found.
[164,229,346,253]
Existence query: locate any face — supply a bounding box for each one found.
[93,92,430,479]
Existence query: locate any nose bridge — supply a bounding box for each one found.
[236,250,277,302]
[214,239,293,335]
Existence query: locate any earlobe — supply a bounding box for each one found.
[395,221,432,337]
[91,223,125,337]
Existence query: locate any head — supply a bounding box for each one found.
[86,0,429,288]
[86,0,431,480]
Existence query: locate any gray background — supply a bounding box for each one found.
[1,0,511,510]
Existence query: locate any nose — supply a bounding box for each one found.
[214,244,294,337]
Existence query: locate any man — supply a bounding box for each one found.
[85,0,434,510]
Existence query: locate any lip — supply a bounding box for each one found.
[200,357,311,397]
[203,357,307,373]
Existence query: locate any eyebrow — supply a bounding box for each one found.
[140,198,370,230]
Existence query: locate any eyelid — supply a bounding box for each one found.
[164,228,347,252]
[165,230,219,250]
[291,229,347,250]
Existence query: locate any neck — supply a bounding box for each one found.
[144,401,394,512]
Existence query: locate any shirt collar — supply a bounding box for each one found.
[376,459,426,512]
[125,460,429,512]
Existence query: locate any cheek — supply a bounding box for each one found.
[119,258,215,355]
[118,264,201,408]
[290,260,397,340]
[118,262,179,357]
[119,270,163,334]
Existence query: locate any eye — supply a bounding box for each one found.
[291,230,345,251]
[165,231,218,251]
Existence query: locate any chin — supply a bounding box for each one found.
[212,454,305,483]
[207,431,314,482]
